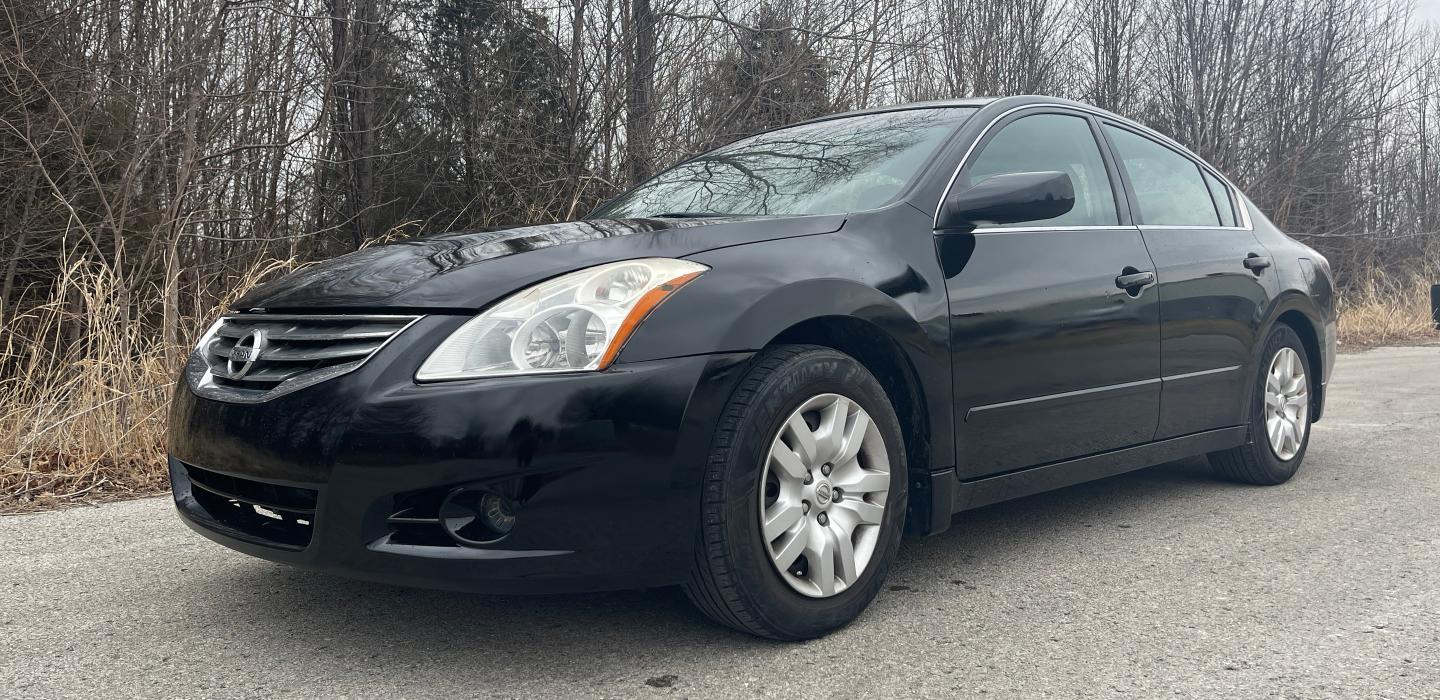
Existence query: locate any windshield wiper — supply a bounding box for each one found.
[648,211,732,218]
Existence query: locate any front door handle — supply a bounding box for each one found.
[1115,270,1156,290]
[1243,254,1272,272]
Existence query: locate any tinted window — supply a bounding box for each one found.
[960,113,1118,227]
[1202,170,1237,227]
[594,108,976,218]
[1104,126,1220,226]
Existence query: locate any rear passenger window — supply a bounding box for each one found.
[1104,125,1220,227]
[1201,170,1237,227]
[962,113,1119,227]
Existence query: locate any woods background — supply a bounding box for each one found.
[2,0,1438,506]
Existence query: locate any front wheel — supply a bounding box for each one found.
[1209,324,1313,485]
[683,345,907,640]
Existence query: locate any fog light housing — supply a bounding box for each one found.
[439,488,517,545]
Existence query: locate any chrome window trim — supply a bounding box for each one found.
[1140,224,1253,231]
[1227,184,1254,229]
[969,225,1139,234]
[933,102,1254,231]
[970,224,1255,234]
[187,313,424,404]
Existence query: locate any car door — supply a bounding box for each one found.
[1099,123,1276,439]
[939,109,1162,479]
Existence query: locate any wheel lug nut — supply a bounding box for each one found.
[803,471,813,485]
[833,488,843,502]
[821,463,832,476]
[818,512,829,526]
[802,500,811,513]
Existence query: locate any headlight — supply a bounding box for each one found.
[416,258,708,380]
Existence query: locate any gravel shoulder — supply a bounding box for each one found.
[3,346,1438,698]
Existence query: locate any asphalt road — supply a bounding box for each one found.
[4,346,1438,698]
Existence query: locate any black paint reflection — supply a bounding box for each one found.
[233,218,718,309]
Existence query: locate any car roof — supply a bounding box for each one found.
[787,97,998,126]
[798,95,1138,126]
[803,95,1204,170]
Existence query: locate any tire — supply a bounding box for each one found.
[682,344,908,640]
[1209,324,1313,485]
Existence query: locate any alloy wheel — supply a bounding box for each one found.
[1263,347,1309,461]
[759,393,890,598]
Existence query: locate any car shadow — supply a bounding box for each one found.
[173,456,1221,676]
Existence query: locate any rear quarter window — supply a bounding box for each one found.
[1201,170,1237,227]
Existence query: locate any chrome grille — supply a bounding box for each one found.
[188,314,419,403]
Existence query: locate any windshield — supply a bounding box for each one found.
[594,107,976,219]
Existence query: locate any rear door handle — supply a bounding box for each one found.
[1243,254,1272,272]
[1115,270,1156,290]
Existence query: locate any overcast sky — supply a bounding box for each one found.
[1417,0,1440,23]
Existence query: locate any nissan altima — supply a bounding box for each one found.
[168,95,1335,640]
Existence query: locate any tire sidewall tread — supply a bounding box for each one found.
[1210,325,1312,486]
[683,344,908,640]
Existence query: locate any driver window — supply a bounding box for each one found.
[961,113,1119,227]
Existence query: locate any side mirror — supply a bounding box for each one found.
[937,171,1075,229]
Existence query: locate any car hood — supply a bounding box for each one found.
[232,215,845,311]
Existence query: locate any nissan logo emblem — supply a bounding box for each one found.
[227,329,268,379]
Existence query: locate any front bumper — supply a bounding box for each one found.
[168,316,752,593]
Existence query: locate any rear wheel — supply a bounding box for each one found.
[1209,324,1312,485]
[683,345,907,640]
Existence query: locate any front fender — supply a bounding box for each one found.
[614,215,954,472]
[673,276,936,355]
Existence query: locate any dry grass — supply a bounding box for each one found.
[0,257,298,513]
[1,257,1435,513]
[1336,265,1440,350]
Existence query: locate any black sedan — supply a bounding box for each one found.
[168,95,1336,640]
